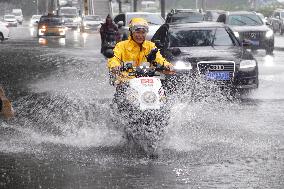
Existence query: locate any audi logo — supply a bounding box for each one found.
[209,65,225,70]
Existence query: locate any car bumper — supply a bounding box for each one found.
[7,23,17,27]
[165,68,258,90]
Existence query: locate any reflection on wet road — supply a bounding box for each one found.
[0,26,283,188]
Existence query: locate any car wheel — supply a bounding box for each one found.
[0,33,4,42]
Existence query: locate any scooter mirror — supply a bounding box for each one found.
[146,48,158,63]
[104,49,114,58]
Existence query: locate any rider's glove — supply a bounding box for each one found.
[110,66,121,74]
[165,64,174,71]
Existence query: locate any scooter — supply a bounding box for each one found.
[105,49,172,157]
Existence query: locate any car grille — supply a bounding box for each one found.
[197,61,235,80]
[241,31,265,40]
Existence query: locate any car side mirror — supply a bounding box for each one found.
[170,47,181,56]
[104,49,114,58]
[266,22,271,26]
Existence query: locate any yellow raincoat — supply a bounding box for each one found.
[107,37,172,69]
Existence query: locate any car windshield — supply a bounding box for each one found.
[40,17,62,25]
[13,12,22,16]
[169,28,235,47]
[4,15,15,19]
[32,15,42,19]
[127,14,164,25]
[171,12,204,23]
[228,14,263,26]
[84,16,101,21]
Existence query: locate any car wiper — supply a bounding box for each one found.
[231,17,247,26]
[242,15,261,25]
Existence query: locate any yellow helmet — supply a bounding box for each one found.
[129,17,149,33]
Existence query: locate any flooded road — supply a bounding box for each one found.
[0,26,283,188]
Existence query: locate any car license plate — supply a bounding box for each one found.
[251,40,259,46]
[206,71,230,80]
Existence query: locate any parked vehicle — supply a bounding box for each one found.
[81,15,103,32]
[152,22,259,93]
[37,14,66,38]
[165,9,204,24]
[217,11,274,54]
[113,12,165,40]
[3,15,18,27]
[0,21,10,42]
[269,9,284,35]
[12,9,23,24]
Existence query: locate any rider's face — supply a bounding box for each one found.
[132,30,147,44]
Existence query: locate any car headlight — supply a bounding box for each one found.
[240,60,257,69]
[59,28,65,35]
[265,30,274,38]
[234,31,240,38]
[174,61,192,70]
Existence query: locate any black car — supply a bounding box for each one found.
[217,11,274,54]
[165,9,204,24]
[152,22,259,92]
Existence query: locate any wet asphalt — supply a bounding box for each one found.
[0,25,283,189]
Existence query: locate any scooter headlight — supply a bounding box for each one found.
[141,91,157,104]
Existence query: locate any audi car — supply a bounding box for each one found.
[152,22,259,92]
[217,11,274,54]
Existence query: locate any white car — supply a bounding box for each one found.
[113,12,165,40]
[81,15,103,32]
[30,15,42,27]
[3,15,18,27]
[0,21,10,42]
